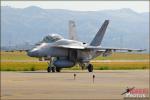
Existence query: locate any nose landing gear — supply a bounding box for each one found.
[47,66,51,72]
[47,65,61,73]
[47,57,61,73]
[47,66,56,72]
[56,67,61,72]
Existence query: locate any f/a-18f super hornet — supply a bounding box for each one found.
[26,20,144,72]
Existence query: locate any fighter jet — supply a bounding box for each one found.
[27,20,144,72]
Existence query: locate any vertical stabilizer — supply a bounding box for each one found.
[90,20,109,46]
[69,20,77,40]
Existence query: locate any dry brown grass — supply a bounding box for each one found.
[1,61,149,71]
[1,51,149,71]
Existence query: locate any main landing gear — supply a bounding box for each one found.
[79,63,94,72]
[87,64,93,72]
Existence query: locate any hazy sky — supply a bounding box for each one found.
[1,1,149,13]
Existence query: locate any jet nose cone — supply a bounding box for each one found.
[27,49,39,57]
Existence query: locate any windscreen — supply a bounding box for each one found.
[41,34,64,43]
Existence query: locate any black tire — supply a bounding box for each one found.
[47,67,51,72]
[51,67,55,72]
[87,64,93,72]
[56,68,61,72]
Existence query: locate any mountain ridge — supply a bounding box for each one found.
[1,6,149,52]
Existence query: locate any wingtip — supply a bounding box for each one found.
[138,49,146,52]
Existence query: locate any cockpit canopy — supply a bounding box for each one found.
[35,34,64,45]
[41,34,64,43]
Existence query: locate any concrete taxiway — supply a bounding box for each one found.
[1,70,149,99]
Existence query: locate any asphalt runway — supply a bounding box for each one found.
[1,70,149,99]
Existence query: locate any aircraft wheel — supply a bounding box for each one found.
[56,68,61,72]
[87,64,93,72]
[47,67,51,72]
[51,67,55,72]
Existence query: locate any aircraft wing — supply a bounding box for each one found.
[86,46,145,52]
[98,47,145,52]
[52,44,145,51]
[1,45,34,52]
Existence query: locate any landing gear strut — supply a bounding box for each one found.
[47,66,56,73]
[47,66,51,72]
[47,58,55,73]
[87,64,93,72]
[51,67,56,72]
[47,66,59,72]
[47,57,61,73]
[47,58,52,72]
